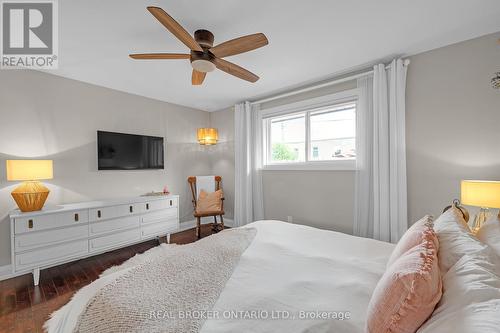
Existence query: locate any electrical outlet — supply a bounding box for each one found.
[287,216,293,223]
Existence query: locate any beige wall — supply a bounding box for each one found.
[406,31,500,222]
[0,70,211,267]
[209,108,235,219]
[262,171,354,234]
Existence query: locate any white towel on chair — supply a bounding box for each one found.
[196,176,216,199]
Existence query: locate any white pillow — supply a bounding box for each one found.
[417,248,500,333]
[433,207,487,274]
[476,216,500,256]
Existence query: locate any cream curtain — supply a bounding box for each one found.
[354,59,409,243]
[234,101,264,227]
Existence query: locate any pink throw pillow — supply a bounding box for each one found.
[366,233,442,333]
[387,215,435,267]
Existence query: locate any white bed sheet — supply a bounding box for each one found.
[46,220,394,333]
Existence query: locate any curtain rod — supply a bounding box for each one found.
[250,59,410,105]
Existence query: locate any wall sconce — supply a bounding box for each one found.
[197,128,218,145]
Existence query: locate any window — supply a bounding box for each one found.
[262,92,357,170]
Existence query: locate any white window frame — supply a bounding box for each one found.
[259,88,359,171]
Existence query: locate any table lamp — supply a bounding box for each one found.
[461,180,500,232]
[6,160,53,212]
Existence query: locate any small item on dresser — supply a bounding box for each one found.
[163,185,170,195]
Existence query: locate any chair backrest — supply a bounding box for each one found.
[188,176,222,208]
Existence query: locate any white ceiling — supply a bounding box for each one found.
[49,0,500,111]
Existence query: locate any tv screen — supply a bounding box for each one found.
[97,131,164,170]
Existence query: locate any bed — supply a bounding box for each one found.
[46,220,394,333]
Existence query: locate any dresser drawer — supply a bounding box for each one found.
[15,210,88,234]
[89,204,138,222]
[89,228,141,252]
[141,219,179,238]
[15,240,88,271]
[15,224,89,252]
[142,198,178,213]
[89,216,140,236]
[142,209,178,225]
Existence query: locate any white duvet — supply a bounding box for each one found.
[47,220,394,333]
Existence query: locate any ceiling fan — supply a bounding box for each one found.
[129,7,269,85]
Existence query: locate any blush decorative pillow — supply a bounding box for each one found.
[196,189,223,213]
[387,215,435,267]
[366,233,442,333]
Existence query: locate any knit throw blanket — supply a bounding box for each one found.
[73,228,257,333]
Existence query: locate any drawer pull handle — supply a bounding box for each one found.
[28,219,33,229]
[97,210,101,218]
[170,200,173,206]
[146,203,149,210]
[130,206,133,213]
[74,213,79,222]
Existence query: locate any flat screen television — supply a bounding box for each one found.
[97,131,164,170]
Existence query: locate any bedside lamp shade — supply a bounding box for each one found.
[6,160,53,181]
[461,180,500,232]
[6,160,53,212]
[461,180,500,209]
[197,128,218,145]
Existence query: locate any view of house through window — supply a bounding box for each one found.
[265,101,356,165]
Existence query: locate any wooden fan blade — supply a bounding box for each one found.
[147,7,203,52]
[192,70,206,85]
[209,33,268,58]
[214,58,259,83]
[129,53,190,59]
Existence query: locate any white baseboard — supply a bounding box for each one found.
[178,218,234,232]
[0,264,15,282]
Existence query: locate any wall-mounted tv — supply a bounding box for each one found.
[97,131,164,170]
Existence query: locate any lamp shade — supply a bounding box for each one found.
[197,128,218,145]
[461,180,500,209]
[6,160,53,181]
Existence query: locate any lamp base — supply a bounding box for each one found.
[11,181,50,212]
[471,207,490,234]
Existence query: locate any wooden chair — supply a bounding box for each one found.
[188,176,224,239]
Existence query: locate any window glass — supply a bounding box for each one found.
[269,114,306,163]
[309,103,356,160]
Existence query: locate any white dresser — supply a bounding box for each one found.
[9,195,179,285]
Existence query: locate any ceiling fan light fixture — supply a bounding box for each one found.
[191,59,216,73]
[130,7,268,85]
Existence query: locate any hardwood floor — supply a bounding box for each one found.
[0,225,218,333]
